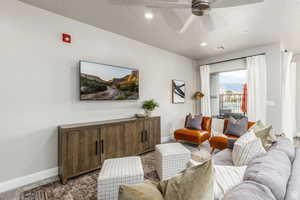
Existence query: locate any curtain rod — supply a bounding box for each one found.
[202,53,266,66]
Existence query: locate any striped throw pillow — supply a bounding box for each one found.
[232,131,266,166]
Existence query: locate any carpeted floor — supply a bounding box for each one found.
[21,153,158,200]
[20,142,212,200]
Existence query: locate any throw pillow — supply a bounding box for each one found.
[248,120,265,131]
[248,120,277,150]
[211,118,225,137]
[119,181,164,200]
[186,114,203,130]
[158,159,214,200]
[188,160,246,200]
[255,125,275,150]
[225,117,248,137]
[232,131,266,166]
[120,160,214,200]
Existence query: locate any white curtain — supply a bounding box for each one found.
[281,51,297,141]
[200,65,211,116]
[246,55,267,124]
[210,73,220,116]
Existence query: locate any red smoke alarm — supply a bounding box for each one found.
[62,33,71,43]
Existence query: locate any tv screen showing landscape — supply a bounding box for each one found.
[80,61,139,100]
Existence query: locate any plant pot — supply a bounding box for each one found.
[144,110,152,117]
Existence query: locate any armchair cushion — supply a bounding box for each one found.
[225,117,248,137]
[186,114,203,130]
[174,128,210,144]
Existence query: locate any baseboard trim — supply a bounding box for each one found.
[0,167,58,193]
[161,136,172,143]
[0,137,174,193]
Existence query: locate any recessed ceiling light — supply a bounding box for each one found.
[145,12,154,20]
[217,46,225,50]
[200,42,207,47]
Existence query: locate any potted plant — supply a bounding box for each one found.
[142,99,159,117]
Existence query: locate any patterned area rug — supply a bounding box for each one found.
[20,142,211,200]
[21,152,159,200]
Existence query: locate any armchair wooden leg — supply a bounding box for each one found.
[210,147,215,154]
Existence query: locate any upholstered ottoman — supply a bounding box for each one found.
[97,156,144,200]
[155,143,191,180]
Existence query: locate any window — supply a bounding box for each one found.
[210,70,247,118]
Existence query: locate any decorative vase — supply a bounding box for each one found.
[144,109,152,117]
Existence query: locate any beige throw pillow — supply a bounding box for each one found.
[119,160,214,200]
[249,120,277,150]
[119,181,164,200]
[158,159,214,200]
[188,160,246,200]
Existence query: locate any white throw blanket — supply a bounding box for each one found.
[211,118,225,137]
[188,160,246,200]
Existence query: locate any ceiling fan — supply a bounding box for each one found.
[110,0,264,33]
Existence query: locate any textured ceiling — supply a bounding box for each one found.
[19,0,299,59]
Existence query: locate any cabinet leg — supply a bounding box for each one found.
[210,148,215,154]
[61,177,68,185]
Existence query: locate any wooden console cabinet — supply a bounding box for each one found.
[58,117,161,183]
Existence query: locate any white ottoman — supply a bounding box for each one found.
[155,143,191,180]
[97,156,144,200]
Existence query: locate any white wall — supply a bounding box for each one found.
[198,43,282,133]
[0,0,197,183]
[293,55,300,137]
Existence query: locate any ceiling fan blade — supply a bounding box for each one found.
[110,0,182,6]
[146,2,191,8]
[158,9,184,31]
[109,0,147,5]
[201,14,215,32]
[211,0,264,8]
[179,15,197,34]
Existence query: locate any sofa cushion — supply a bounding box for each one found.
[225,117,248,137]
[232,131,266,166]
[285,148,300,200]
[214,148,234,166]
[269,136,295,162]
[223,181,276,200]
[243,149,291,200]
[186,114,202,130]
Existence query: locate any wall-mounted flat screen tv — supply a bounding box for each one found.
[80,61,139,100]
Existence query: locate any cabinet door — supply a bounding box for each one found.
[136,119,147,154]
[145,117,161,150]
[100,124,126,161]
[66,128,101,177]
[152,117,161,146]
[123,121,142,156]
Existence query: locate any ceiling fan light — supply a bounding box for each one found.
[145,12,154,20]
[200,42,207,47]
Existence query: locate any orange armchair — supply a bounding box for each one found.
[209,120,255,153]
[174,116,212,145]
